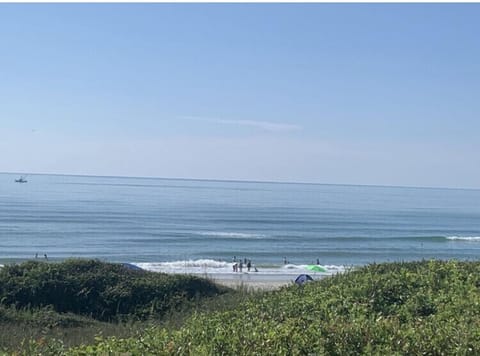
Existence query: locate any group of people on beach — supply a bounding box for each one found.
[232,256,258,273]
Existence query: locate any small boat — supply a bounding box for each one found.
[15,176,28,183]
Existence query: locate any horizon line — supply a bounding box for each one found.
[2,170,479,192]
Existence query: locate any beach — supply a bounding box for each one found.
[188,271,328,291]
[133,260,336,290]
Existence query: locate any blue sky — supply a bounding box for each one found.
[1,4,479,188]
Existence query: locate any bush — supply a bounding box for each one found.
[0,259,226,321]
[67,260,480,355]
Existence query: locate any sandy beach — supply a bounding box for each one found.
[191,272,328,291]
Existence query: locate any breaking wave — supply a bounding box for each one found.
[134,259,345,275]
[446,236,480,242]
[196,231,266,239]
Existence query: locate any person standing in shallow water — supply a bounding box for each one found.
[247,260,251,272]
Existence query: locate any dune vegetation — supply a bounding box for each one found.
[0,259,231,353]
[2,259,480,355]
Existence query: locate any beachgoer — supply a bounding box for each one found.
[239,261,243,272]
[247,260,251,272]
[244,257,247,264]
[283,257,287,265]
[233,263,237,272]
[35,253,38,259]
[317,258,320,265]
[233,256,237,263]
[44,254,48,260]
[254,266,258,272]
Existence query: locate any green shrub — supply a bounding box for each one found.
[66,260,480,355]
[0,259,226,322]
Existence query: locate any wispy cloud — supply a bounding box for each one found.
[182,116,302,133]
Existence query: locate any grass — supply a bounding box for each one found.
[0,259,247,354]
[3,259,480,355]
[68,259,480,355]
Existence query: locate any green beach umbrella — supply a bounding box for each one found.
[306,265,327,273]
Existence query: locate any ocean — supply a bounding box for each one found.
[1,173,480,275]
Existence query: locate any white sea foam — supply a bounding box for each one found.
[196,231,265,239]
[446,236,480,241]
[134,259,345,275]
[135,259,230,274]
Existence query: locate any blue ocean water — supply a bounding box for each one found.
[1,173,480,273]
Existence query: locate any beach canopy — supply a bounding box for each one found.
[306,265,327,273]
[121,263,143,271]
[295,274,314,285]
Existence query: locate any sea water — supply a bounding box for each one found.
[1,173,479,275]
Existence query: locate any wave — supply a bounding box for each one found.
[134,259,345,275]
[196,231,266,239]
[139,259,229,269]
[446,236,480,242]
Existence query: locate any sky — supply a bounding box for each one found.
[1,3,480,189]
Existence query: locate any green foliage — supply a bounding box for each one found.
[65,260,480,355]
[0,259,226,322]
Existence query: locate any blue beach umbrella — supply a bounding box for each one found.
[295,274,314,285]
